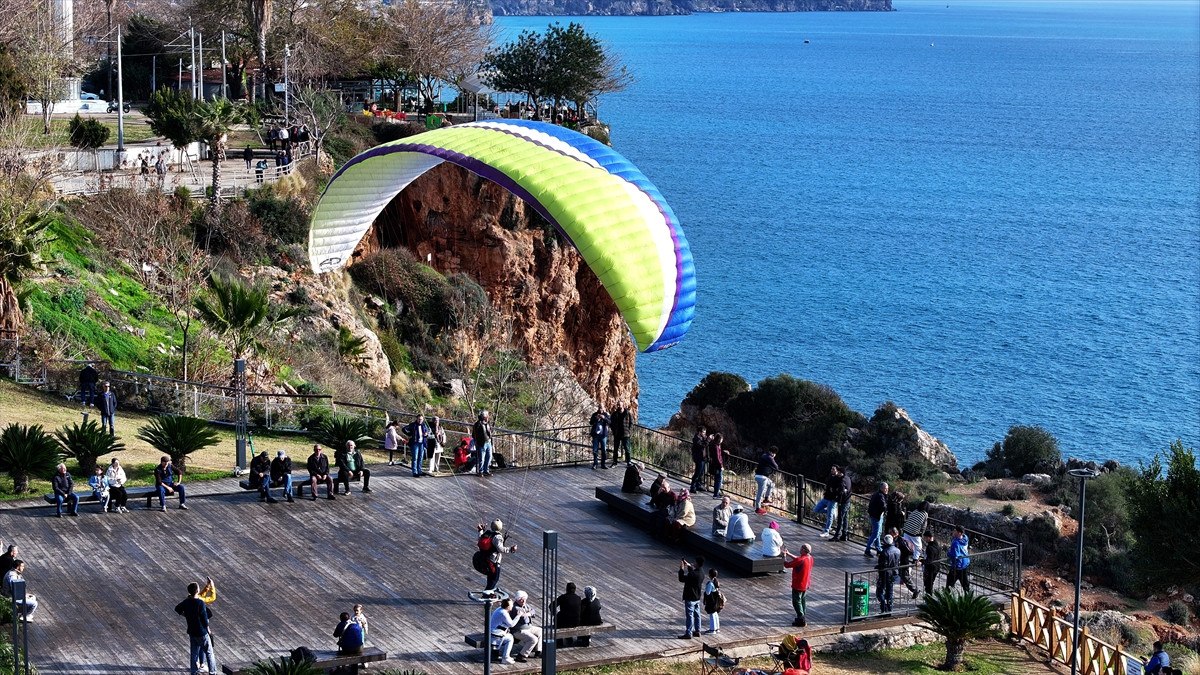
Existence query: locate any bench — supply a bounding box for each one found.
[464,623,615,649]
[43,486,161,511]
[221,647,386,674]
[294,474,360,499]
[595,486,784,576]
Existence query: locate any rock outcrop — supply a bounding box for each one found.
[866,403,959,472]
[490,0,891,16]
[358,163,639,409]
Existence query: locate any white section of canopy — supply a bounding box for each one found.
[458,72,500,96]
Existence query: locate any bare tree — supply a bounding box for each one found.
[0,113,58,334]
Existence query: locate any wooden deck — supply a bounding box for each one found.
[0,464,906,674]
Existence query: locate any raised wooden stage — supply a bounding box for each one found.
[0,465,904,674]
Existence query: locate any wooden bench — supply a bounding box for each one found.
[221,646,386,674]
[464,623,615,648]
[595,486,784,576]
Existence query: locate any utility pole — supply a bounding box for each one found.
[151,54,157,92]
[283,43,290,124]
[178,58,183,92]
[189,26,196,98]
[197,31,204,99]
[221,31,227,99]
[116,24,125,154]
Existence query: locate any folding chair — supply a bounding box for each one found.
[700,643,740,675]
[767,642,792,672]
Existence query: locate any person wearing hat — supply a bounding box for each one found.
[760,521,783,558]
[270,450,294,503]
[509,590,541,661]
[249,450,275,503]
[876,534,901,613]
[726,504,755,544]
[578,586,603,646]
[477,519,518,591]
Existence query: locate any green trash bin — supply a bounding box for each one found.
[850,580,870,619]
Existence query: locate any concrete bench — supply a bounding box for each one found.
[221,646,386,674]
[294,473,360,498]
[595,486,784,576]
[44,486,160,511]
[464,622,615,648]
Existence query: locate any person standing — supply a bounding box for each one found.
[402,414,430,477]
[589,407,610,470]
[352,604,369,644]
[677,556,705,639]
[814,465,841,538]
[832,468,853,541]
[472,411,494,477]
[703,568,722,634]
[383,421,401,466]
[689,427,708,492]
[754,447,780,514]
[783,543,814,627]
[903,501,930,561]
[708,433,725,498]
[865,482,889,557]
[154,455,188,511]
[155,155,167,187]
[426,416,446,474]
[477,519,517,591]
[946,526,971,592]
[51,463,79,517]
[876,534,900,614]
[78,363,99,407]
[97,381,118,436]
[610,403,633,466]
[175,581,217,675]
[242,145,253,170]
[105,458,129,513]
[891,527,920,599]
[922,531,942,595]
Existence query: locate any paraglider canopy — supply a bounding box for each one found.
[308,120,695,352]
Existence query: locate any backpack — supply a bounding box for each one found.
[289,646,315,664]
[478,530,497,552]
[704,583,725,614]
[472,549,496,575]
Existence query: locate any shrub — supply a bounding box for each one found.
[67,113,110,149]
[984,425,1061,477]
[916,589,1002,670]
[248,657,321,675]
[247,184,310,245]
[1001,504,1016,517]
[371,121,426,144]
[377,330,411,374]
[683,371,749,410]
[984,482,1030,501]
[348,248,456,334]
[0,423,63,493]
[1126,441,1200,591]
[54,419,125,475]
[135,415,220,472]
[1166,600,1191,626]
[309,416,377,451]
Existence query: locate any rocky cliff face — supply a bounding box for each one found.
[490,0,890,16]
[356,162,639,409]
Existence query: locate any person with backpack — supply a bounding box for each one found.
[890,527,920,599]
[947,525,971,592]
[703,568,724,634]
[333,611,364,656]
[474,519,517,591]
[782,543,814,627]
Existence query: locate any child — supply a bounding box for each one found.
[703,568,723,633]
[352,603,369,643]
[88,465,110,512]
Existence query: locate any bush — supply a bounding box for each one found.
[984,482,1030,501]
[348,248,459,337]
[68,113,110,149]
[309,416,377,451]
[0,423,64,493]
[1126,441,1200,591]
[371,121,426,144]
[247,185,310,246]
[1000,504,1016,517]
[683,371,749,410]
[984,425,1061,477]
[1166,600,1191,626]
[54,419,125,475]
[135,415,220,472]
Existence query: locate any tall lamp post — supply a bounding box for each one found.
[1068,467,1099,675]
[283,43,291,125]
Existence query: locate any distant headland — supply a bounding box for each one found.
[491,0,892,17]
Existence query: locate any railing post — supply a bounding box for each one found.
[1048,609,1059,663]
[798,474,806,524]
[844,570,851,625]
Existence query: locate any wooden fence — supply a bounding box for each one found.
[1010,591,1147,675]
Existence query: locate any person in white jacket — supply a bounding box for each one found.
[726,505,755,544]
[760,521,783,558]
[105,458,129,513]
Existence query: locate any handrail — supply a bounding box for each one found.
[1010,591,1140,675]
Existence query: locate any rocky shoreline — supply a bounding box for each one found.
[490,0,892,17]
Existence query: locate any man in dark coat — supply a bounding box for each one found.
[677,556,705,639]
[175,581,217,675]
[249,451,276,503]
[97,381,118,435]
[610,403,634,466]
[270,450,294,502]
[832,469,853,541]
[78,363,99,407]
[51,463,79,517]
[876,535,900,614]
[865,482,889,556]
[306,445,335,501]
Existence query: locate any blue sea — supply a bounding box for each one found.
[495,1,1200,466]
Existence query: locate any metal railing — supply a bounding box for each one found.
[844,545,1021,623]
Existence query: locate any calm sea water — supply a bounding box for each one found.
[495,1,1200,466]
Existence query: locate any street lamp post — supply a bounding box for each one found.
[283,43,291,125]
[1068,467,1099,675]
[116,24,125,154]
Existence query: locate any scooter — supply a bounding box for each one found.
[107,100,131,113]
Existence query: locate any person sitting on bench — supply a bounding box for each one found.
[334,611,364,656]
[712,495,733,537]
[105,458,129,513]
[649,473,671,506]
[270,450,294,503]
[249,451,276,503]
[307,445,336,501]
[578,586,603,647]
[154,456,188,511]
[726,505,755,544]
[51,464,79,517]
[489,598,517,665]
[667,490,697,541]
[510,590,541,662]
[335,441,372,495]
[622,462,645,493]
[555,583,582,647]
[88,465,109,511]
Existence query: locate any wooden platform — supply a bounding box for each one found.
[595,486,785,575]
[0,464,906,674]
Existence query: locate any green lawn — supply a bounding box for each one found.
[17,114,157,147]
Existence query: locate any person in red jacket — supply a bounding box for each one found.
[782,543,814,627]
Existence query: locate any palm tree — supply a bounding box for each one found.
[0,423,63,493]
[310,416,377,452]
[135,415,221,473]
[193,97,245,219]
[55,419,125,475]
[916,589,1002,671]
[336,326,369,370]
[248,656,320,675]
[194,274,300,361]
